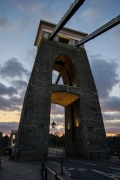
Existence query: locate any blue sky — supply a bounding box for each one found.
[0,0,120,136]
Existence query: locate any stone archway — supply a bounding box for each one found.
[51,52,80,156]
[53,54,77,86]
[14,35,108,162]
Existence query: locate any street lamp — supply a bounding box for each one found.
[51,121,56,148]
[51,121,56,128]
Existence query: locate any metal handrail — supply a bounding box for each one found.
[45,166,63,180]
[90,151,120,165]
[41,157,64,180]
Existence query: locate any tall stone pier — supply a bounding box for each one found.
[14,20,108,161]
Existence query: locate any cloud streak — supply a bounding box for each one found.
[80,7,103,26]
[0,58,29,112]
[0,96,22,111]
[13,0,44,15]
[11,80,27,98]
[0,16,17,31]
[109,25,120,44]
[101,96,120,112]
[0,83,17,97]
[90,54,120,99]
[0,58,29,79]
[105,122,120,135]
[103,112,120,121]
[0,122,19,135]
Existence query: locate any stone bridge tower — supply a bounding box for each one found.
[14,20,108,161]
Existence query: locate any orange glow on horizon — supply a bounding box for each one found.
[106,133,116,137]
[0,110,118,138]
[0,110,20,123]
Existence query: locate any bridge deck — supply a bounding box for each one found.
[0,156,70,180]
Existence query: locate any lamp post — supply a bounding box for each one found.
[54,132,59,150]
[51,121,56,129]
[51,121,56,148]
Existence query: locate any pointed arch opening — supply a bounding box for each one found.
[49,54,79,154]
[53,54,77,87]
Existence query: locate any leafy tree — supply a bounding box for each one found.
[107,134,120,151]
[2,135,9,149]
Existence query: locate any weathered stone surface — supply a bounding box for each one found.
[14,38,108,161]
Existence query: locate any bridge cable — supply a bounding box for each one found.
[49,0,85,40]
[76,14,120,47]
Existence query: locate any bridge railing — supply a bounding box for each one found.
[90,151,120,165]
[43,166,63,180]
[41,157,64,180]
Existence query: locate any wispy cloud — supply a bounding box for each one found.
[108,25,120,44]
[101,96,120,112]
[0,96,22,111]
[11,80,27,89]
[80,7,103,26]
[104,122,120,135]
[0,59,29,112]
[25,48,37,62]
[0,58,29,79]
[0,0,64,33]
[15,0,44,15]
[0,121,19,135]
[11,79,27,98]
[0,83,17,97]
[103,112,120,121]
[0,16,17,31]
[90,54,120,99]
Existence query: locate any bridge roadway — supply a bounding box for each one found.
[0,154,120,180]
[49,155,120,180]
[0,156,70,180]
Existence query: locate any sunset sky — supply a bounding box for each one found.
[0,0,120,136]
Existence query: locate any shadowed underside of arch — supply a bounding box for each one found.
[53,54,77,86]
[51,91,79,107]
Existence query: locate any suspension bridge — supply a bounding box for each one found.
[4,0,120,164]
